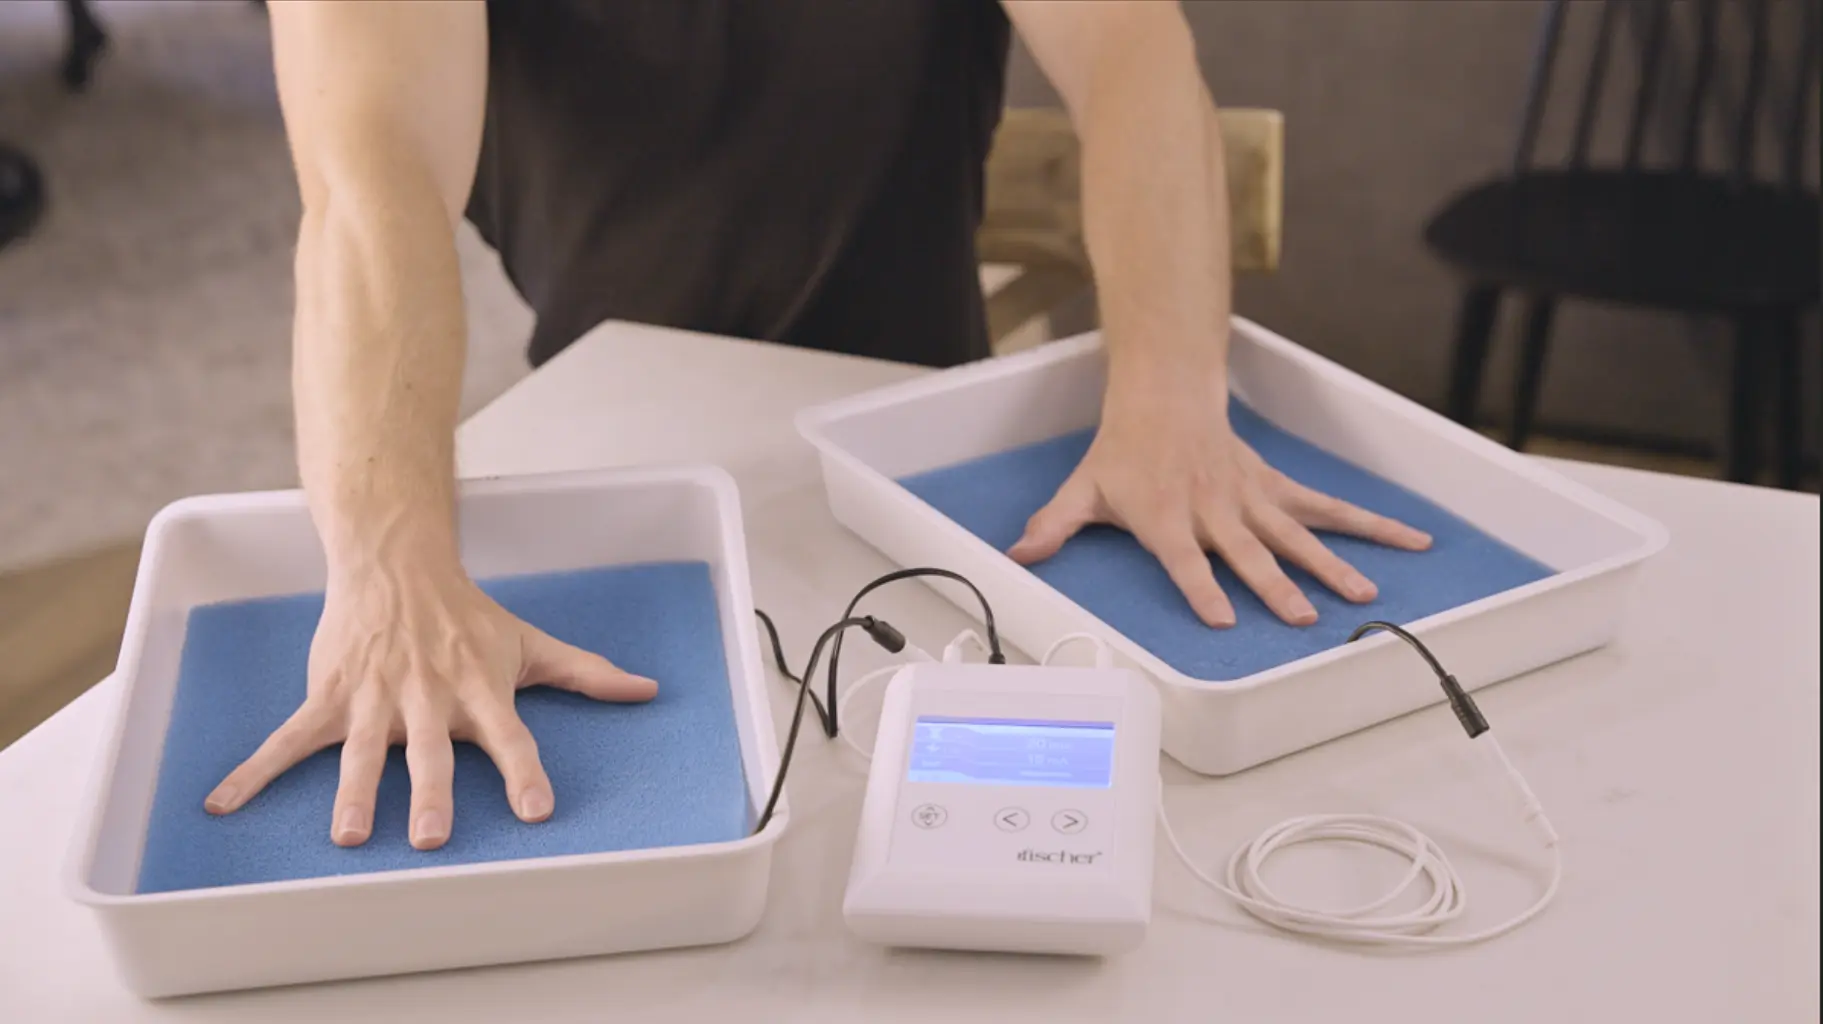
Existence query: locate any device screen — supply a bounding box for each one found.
[905,716,1116,788]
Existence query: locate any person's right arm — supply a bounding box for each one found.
[205,1,656,852]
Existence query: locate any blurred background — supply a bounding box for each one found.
[1,0,1818,746]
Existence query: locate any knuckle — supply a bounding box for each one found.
[404,719,453,753]
[1150,533,1205,565]
[445,635,486,671]
[1291,529,1333,561]
[470,704,530,746]
[348,686,392,723]
[1244,557,1289,588]
[498,723,540,761]
[399,679,450,718]
[345,717,391,748]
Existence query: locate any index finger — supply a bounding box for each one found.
[1133,521,1236,629]
[1285,487,1433,551]
[205,700,334,815]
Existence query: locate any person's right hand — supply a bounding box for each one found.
[202,561,658,850]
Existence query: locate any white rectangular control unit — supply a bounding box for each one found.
[843,663,1162,956]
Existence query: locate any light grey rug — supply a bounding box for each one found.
[0,1,534,572]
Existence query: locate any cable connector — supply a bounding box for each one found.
[1440,674,1489,739]
[859,616,906,655]
[1347,620,1488,739]
[942,630,990,664]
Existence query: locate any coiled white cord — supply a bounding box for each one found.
[1043,632,1564,947]
[1157,736,1562,946]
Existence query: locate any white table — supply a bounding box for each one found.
[3,323,1817,1023]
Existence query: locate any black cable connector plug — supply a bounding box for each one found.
[1438,673,1489,740]
[859,616,906,655]
[1347,620,1489,740]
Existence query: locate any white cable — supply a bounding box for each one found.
[1040,632,1116,669]
[1158,733,1562,947]
[942,630,990,665]
[838,630,997,762]
[836,664,903,762]
[901,642,937,664]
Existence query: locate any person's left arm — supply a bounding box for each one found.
[1000,1,1431,628]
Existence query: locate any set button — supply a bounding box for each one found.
[910,805,1087,834]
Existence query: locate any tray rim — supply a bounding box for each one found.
[795,317,1671,695]
[64,462,787,910]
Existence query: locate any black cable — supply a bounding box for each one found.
[1346,620,1489,739]
[826,568,1004,737]
[752,614,891,834]
[753,608,830,734]
[750,567,1003,836]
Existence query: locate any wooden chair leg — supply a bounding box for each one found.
[1509,295,1557,451]
[1772,312,1804,490]
[1728,315,1766,484]
[1445,284,1502,426]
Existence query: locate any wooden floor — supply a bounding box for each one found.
[0,539,140,751]
[0,435,1808,752]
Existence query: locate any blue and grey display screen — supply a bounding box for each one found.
[906,716,1116,788]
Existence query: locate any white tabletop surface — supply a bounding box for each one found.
[2,322,1817,1023]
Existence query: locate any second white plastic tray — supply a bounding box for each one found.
[797,319,1668,776]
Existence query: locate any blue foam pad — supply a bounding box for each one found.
[137,562,748,895]
[900,403,1553,682]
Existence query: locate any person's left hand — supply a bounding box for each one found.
[1008,374,1431,628]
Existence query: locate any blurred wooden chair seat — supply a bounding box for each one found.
[0,541,140,750]
[979,106,1284,352]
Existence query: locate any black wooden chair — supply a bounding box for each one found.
[0,2,104,258]
[0,142,47,251]
[1426,0,1819,489]
[60,0,108,92]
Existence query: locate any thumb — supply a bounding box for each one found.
[1008,473,1098,565]
[522,630,659,703]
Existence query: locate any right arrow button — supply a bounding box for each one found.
[1052,809,1088,835]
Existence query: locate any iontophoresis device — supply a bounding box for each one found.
[842,663,1162,956]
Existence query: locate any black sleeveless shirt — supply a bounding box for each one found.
[466,0,1012,368]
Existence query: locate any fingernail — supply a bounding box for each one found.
[204,787,237,814]
[1348,575,1378,602]
[518,788,552,821]
[1292,598,1318,624]
[413,811,448,847]
[334,806,368,844]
